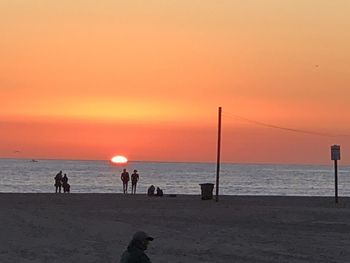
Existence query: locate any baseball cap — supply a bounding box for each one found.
[132,231,154,242]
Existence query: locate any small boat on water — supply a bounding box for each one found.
[31,159,38,162]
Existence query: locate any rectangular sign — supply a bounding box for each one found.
[331,145,341,160]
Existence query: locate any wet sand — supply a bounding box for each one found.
[1,193,350,263]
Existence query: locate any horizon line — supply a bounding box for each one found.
[0,157,341,166]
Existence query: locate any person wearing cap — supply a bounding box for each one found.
[131,170,139,194]
[120,231,154,263]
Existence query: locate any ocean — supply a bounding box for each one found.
[1,158,349,196]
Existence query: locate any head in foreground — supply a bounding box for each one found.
[120,231,154,263]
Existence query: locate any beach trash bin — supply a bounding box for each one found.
[199,183,214,200]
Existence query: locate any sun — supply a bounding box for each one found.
[111,155,128,164]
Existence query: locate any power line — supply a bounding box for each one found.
[223,111,350,138]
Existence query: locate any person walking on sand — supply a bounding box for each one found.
[131,170,139,194]
[120,231,154,263]
[121,169,130,194]
[54,171,63,193]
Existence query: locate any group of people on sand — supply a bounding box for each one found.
[121,169,164,196]
[54,171,70,193]
[121,169,140,194]
[147,185,163,197]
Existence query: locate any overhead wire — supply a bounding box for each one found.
[222,111,350,138]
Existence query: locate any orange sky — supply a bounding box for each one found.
[1,1,350,164]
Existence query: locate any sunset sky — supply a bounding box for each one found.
[1,1,350,164]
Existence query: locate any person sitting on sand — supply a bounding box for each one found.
[64,183,70,193]
[121,169,130,194]
[62,173,70,193]
[147,185,155,196]
[131,170,139,194]
[120,231,154,263]
[155,187,163,197]
[54,171,63,193]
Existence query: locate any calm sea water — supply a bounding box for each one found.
[0,158,349,196]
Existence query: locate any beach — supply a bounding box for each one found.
[1,194,350,263]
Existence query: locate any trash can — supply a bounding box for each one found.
[199,183,214,200]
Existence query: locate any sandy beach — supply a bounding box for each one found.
[1,193,350,263]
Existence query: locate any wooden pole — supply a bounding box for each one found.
[334,159,338,203]
[216,107,222,202]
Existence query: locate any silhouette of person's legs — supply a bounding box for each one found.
[132,183,137,194]
[123,183,128,194]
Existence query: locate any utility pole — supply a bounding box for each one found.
[216,107,222,202]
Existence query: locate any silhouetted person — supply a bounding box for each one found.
[62,173,68,184]
[64,183,70,193]
[121,169,130,194]
[62,173,70,193]
[156,187,163,197]
[131,170,139,194]
[120,231,154,263]
[147,185,155,196]
[54,171,63,193]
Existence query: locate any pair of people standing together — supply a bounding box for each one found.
[54,171,70,193]
[121,169,139,194]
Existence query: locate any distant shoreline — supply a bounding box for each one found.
[0,192,349,200]
[1,192,348,203]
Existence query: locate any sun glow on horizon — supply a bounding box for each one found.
[111,155,128,164]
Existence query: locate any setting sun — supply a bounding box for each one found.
[111,155,128,164]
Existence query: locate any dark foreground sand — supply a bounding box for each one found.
[1,193,350,263]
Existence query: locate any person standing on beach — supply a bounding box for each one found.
[120,231,154,263]
[62,173,69,193]
[121,169,130,194]
[54,171,63,193]
[131,170,139,194]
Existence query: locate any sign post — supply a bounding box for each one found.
[331,145,341,204]
[215,107,222,202]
